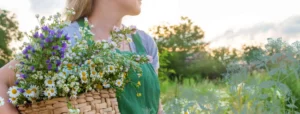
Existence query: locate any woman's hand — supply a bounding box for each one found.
[0,60,19,114]
[158,100,165,114]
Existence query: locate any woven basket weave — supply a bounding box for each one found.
[17,89,119,114]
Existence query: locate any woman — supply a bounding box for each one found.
[0,0,164,114]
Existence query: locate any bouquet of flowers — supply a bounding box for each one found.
[6,10,150,114]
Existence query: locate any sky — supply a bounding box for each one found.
[1,0,300,49]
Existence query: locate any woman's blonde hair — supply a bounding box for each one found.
[66,0,94,22]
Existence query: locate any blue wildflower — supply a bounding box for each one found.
[47,64,52,70]
[39,33,45,39]
[17,88,25,93]
[45,38,52,43]
[52,45,59,50]
[42,26,50,31]
[30,66,35,71]
[65,35,71,40]
[14,81,19,85]
[56,60,61,66]
[33,32,39,38]
[20,74,27,79]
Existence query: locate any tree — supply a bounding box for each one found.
[0,9,23,67]
[150,16,206,83]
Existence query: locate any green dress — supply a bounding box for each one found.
[77,19,160,114]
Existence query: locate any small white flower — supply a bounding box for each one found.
[90,70,97,77]
[7,86,20,98]
[98,71,105,78]
[107,65,116,73]
[110,41,118,48]
[103,81,111,88]
[90,24,94,28]
[84,17,88,22]
[115,79,123,87]
[80,71,88,83]
[45,79,55,87]
[24,89,35,98]
[16,74,21,79]
[0,97,4,106]
[44,87,57,98]
[147,55,153,63]
[113,26,120,32]
[9,97,18,105]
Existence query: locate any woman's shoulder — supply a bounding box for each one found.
[62,22,81,36]
[136,30,156,45]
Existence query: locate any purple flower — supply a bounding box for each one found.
[55,68,59,72]
[57,30,64,38]
[30,66,35,71]
[17,88,25,93]
[61,54,65,58]
[20,74,27,79]
[62,42,67,49]
[49,29,55,36]
[56,60,61,66]
[33,32,39,38]
[39,33,45,39]
[22,49,28,55]
[52,45,59,50]
[14,81,19,85]
[47,64,52,70]
[42,26,50,31]
[46,59,51,64]
[65,35,71,40]
[52,52,56,55]
[45,38,52,43]
[25,54,29,59]
[20,62,25,64]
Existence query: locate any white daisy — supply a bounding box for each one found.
[44,79,55,87]
[80,71,88,83]
[9,97,18,105]
[24,89,34,98]
[0,97,4,106]
[107,65,116,73]
[7,86,20,98]
[103,81,110,88]
[85,60,93,65]
[115,79,123,87]
[29,85,38,97]
[98,71,105,78]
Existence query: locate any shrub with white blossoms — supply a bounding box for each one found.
[7,9,151,106]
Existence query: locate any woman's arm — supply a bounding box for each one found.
[0,60,19,114]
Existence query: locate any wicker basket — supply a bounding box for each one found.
[18,89,119,114]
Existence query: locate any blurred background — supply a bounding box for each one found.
[1,0,300,113]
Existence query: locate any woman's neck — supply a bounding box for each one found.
[87,5,124,41]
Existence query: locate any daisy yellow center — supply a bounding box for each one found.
[63,72,67,75]
[92,71,96,75]
[12,89,17,94]
[12,97,16,101]
[91,64,96,68]
[48,80,53,84]
[81,72,86,76]
[67,64,72,69]
[48,93,51,96]
[26,90,32,94]
[50,89,54,93]
[82,76,87,81]
[118,81,121,85]
[87,60,91,64]
[96,84,103,89]
[110,66,114,70]
[99,72,103,76]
